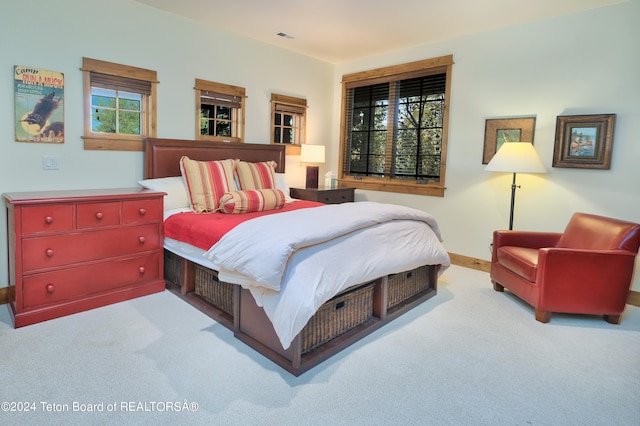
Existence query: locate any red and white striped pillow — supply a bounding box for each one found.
[179,156,237,212]
[236,160,277,190]
[219,189,286,214]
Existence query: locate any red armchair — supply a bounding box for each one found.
[491,212,640,324]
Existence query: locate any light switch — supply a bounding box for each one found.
[43,155,60,170]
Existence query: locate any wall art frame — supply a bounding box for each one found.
[552,114,615,169]
[483,117,536,164]
[14,65,65,144]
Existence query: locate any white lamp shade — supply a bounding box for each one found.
[300,144,325,164]
[485,142,546,174]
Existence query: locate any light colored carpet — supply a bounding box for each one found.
[0,265,638,425]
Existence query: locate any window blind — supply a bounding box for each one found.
[200,90,242,108]
[274,102,306,115]
[90,72,152,95]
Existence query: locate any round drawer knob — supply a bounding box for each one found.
[138,266,145,274]
[138,236,146,244]
[96,212,104,220]
[139,208,146,216]
[46,284,55,294]
[45,249,54,257]
[45,216,53,224]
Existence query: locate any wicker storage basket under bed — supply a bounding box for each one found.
[387,265,430,309]
[194,264,234,317]
[164,250,182,286]
[300,282,375,354]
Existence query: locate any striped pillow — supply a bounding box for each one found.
[219,189,286,214]
[179,156,238,212]
[236,160,277,190]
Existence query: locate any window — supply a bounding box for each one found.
[195,79,245,143]
[270,94,306,155]
[339,55,453,197]
[82,57,157,151]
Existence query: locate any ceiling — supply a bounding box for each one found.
[133,0,623,63]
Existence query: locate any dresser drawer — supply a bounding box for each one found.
[22,224,162,272]
[77,201,121,228]
[123,198,163,224]
[21,205,73,235]
[119,223,162,254]
[22,253,161,309]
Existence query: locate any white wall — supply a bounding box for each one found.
[332,0,640,289]
[1,0,639,291]
[0,0,333,286]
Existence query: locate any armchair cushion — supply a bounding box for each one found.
[497,247,539,282]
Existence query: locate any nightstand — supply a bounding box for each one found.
[290,187,355,204]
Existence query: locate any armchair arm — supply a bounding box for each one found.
[492,231,562,263]
[536,248,637,312]
[493,230,562,250]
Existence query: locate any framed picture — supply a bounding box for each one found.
[483,117,536,164]
[553,114,615,169]
[14,65,64,144]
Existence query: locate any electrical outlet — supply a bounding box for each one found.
[43,155,60,170]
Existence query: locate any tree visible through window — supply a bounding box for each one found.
[271,93,306,155]
[82,57,157,151]
[91,88,142,135]
[339,55,452,197]
[195,79,245,143]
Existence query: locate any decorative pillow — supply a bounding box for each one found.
[138,177,190,211]
[179,156,238,212]
[236,160,277,190]
[275,172,293,203]
[219,189,286,214]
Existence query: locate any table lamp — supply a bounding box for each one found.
[300,144,325,189]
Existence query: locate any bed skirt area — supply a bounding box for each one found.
[164,249,437,376]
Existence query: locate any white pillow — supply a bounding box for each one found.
[138,177,190,211]
[275,173,293,203]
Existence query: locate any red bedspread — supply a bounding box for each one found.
[164,200,322,251]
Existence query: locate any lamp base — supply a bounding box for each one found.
[305,166,319,189]
[509,172,520,230]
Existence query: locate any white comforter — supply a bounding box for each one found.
[203,201,450,349]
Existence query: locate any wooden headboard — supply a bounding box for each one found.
[144,138,286,179]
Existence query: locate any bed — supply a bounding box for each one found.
[143,137,451,376]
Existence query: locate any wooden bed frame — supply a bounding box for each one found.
[144,137,439,376]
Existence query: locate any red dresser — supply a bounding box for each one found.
[3,188,166,327]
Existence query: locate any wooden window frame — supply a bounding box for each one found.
[270,93,307,155]
[82,57,158,151]
[195,79,245,143]
[338,55,453,197]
